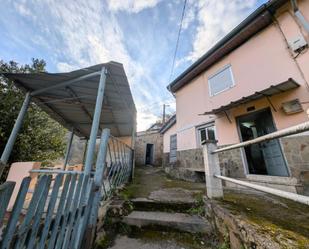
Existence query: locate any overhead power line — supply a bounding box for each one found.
[169,0,187,82]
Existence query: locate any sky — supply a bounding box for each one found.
[0,0,267,131]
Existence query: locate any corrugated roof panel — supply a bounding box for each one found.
[2,62,136,137]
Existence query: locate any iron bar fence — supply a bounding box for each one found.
[202,120,309,206]
[0,128,134,249]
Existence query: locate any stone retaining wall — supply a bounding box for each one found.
[163,135,309,191]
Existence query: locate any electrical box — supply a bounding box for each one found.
[288,35,308,53]
[281,99,303,114]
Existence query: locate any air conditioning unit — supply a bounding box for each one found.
[289,35,308,53]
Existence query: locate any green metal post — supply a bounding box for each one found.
[63,128,74,170]
[84,67,107,175]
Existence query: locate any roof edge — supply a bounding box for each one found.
[159,114,176,134]
[167,0,287,93]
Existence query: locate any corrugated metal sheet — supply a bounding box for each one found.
[2,62,136,138]
[203,78,300,115]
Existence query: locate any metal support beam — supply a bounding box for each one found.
[82,139,89,166]
[63,128,74,170]
[30,71,101,96]
[89,129,110,225]
[215,174,309,205]
[84,67,107,174]
[1,92,31,168]
[213,121,309,154]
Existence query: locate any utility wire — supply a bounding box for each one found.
[169,0,187,82]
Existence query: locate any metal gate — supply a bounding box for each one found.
[0,129,134,249]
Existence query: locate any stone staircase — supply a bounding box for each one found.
[123,210,210,233]
[99,188,216,249]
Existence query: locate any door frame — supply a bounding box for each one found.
[235,107,291,177]
[144,143,155,165]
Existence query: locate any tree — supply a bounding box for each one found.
[0,59,66,167]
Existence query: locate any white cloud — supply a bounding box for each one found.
[57,62,78,72]
[137,112,160,131]
[107,0,162,13]
[14,2,32,17]
[186,0,257,61]
[10,0,170,131]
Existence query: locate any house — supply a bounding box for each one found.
[162,0,309,193]
[134,121,164,166]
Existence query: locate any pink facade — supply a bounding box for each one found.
[168,0,309,150]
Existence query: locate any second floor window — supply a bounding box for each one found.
[208,65,235,96]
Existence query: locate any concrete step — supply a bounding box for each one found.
[131,197,195,213]
[131,188,203,213]
[122,211,211,234]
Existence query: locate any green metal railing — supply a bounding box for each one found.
[0,129,134,249]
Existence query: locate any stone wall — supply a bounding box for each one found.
[217,146,245,178]
[134,131,163,166]
[162,149,205,182]
[163,147,244,182]
[162,135,309,189]
[281,135,309,194]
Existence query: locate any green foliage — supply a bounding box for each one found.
[189,193,205,216]
[0,59,66,164]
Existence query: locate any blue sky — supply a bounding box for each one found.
[0,0,266,131]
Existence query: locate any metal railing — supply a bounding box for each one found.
[0,128,134,249]
[202,121,309,206]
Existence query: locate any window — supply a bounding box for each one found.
[169,134,177,163]
[197,123,216,145]
[208,65,235,96]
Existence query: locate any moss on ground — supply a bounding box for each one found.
[120,166,205,199]
[217,190,309,248]
[129,229,216,249]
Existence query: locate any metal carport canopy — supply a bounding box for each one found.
[3,61,136,138]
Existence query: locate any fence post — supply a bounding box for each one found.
[83,129,110,248]
[202,140,223,198]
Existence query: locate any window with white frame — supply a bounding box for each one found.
[197,123,216,145]
[208,65,235,96]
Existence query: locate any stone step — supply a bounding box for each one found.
[131,197,195,213]
[122,211,211,234]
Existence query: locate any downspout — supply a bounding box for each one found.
[291,0,309,33]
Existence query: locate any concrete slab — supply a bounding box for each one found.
[122,211,211,233]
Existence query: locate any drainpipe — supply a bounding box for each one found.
[291,0,309,33]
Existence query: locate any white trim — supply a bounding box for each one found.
[196,122,217,147]
[208,64,235,97]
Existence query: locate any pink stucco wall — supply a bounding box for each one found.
[167,0,309,150]
[6,162,41,210]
